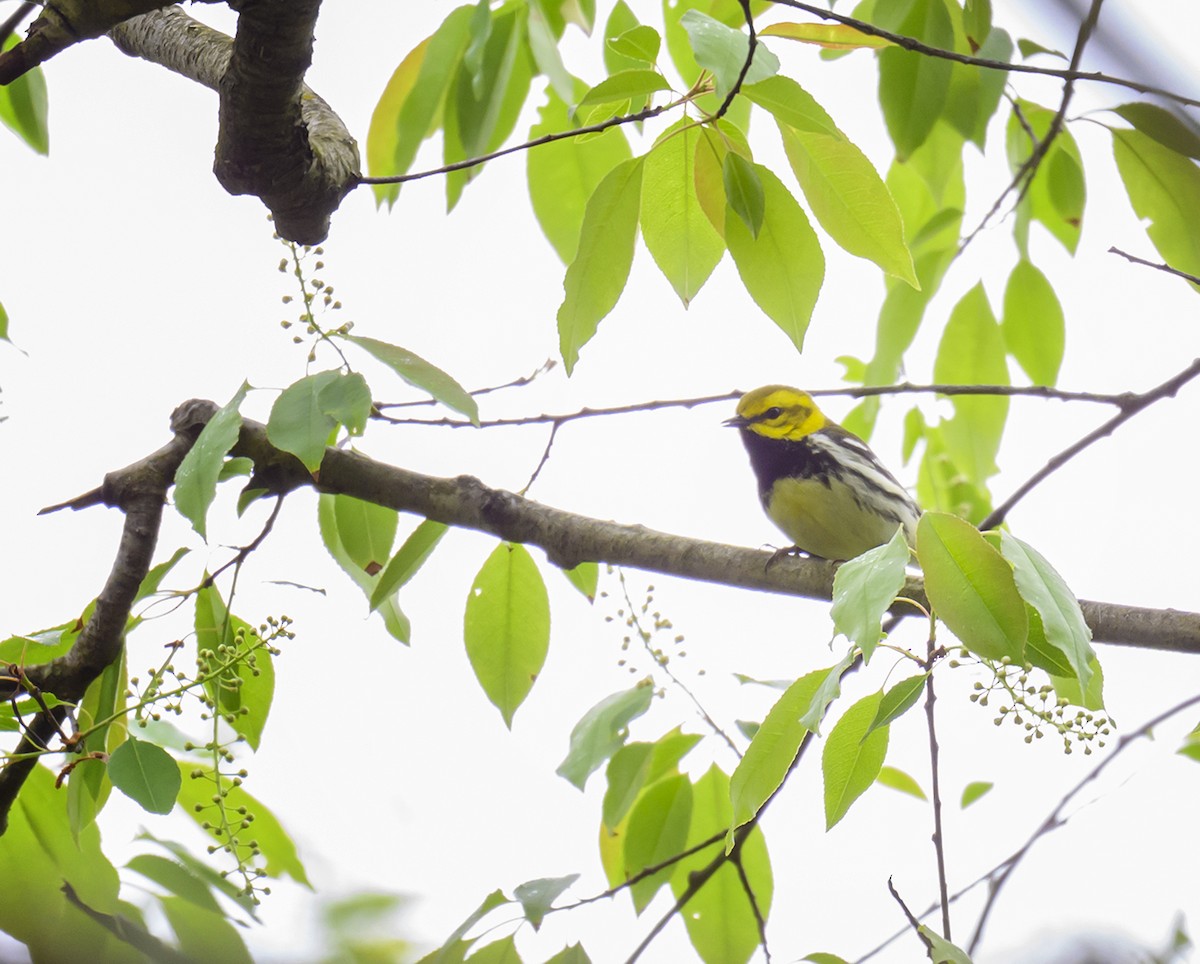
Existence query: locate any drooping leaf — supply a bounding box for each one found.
[333,495,399,577]
[463,543,551,727]
[608,24,662,64]
[365,6,474,207]
[823,692,889,829]
[345,335,478,423]
[108,738,181,815]
[267,370,341,473]
[1111,127,1200,285]
[999,532,1094,694]
[1002,258,1064,385]
[877,765,926,800]
[556,682,654,789]
[641,120,725,303]
[514,874,579,930]
[961,780,993,808]
[370,520,449,610]
[318,371,372,437]
[577,68,672,108]
[557,156,645,373]
[160,897,253,964]
[917,513,1027,663]
[560,560,599,601]
[624,773,693,912]
[730,668,826,827]
[760,22,892,50]
[174,382,249,539]
[1006,99,1086,254]
[867,674,929,737]
[0,36,49,154]
[528,85,632,263]
[722,149,765,238]
[831,527,911,662]
[672,766,771,962]
[876,0,954,159]
[724,163,824,352]
[1112,102,1200,161]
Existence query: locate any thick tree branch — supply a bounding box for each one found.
[108,4,358,244]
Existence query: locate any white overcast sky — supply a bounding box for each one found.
[2,3,1200,962]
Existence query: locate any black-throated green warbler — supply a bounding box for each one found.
[725,385,921,560]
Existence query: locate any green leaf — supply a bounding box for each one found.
[557,156,645,374]
[1002,259,1064,385]
[746,76,917,286]
[693,121,751,235]
[345,334,478,423]
[831,528,911,661]
[107,738,180,815]
[0,766,129,961]
[160,897,253,964]
[174,382,248,539]
[823,692,889,829]
[318,371,372,437]
[917,513,1027,662]
[0,36,49,154]
[730,668,826,827]
[603,729,701,829]
[444,5,534,208]
[961,780,993,808]
[724,163,824,351]
[267,370,340,472]
[798,647,859,733]
[556,681,654,789]
[641,120,725,303]
[370,520,449,610]
[1177,725,1200,764]
[1112,128,1200,285]
[1112,102,1200,161]
[560,560,599,601]
[1006,100,1085,253]
[68,659,125,838]
[608,25,661,64]
[578,68,671,108]
[803,955,852,964]
[528,84,632,263]
[867,674,929,737]
[468,936,521,964]
[877,764,926,800]
[546,945,593,964]
[514,874,579,929]
[919,926,974,964]
[0,300,8,342]
[760,22,892,50]
[334,495,399,576]
[126,854,223,915]
[876,0,954,159]
[672,765,771,962]
[463,543,551,727]
[604,3,645,74]
[944,26,1011,148]
[679,10,779,101]
[194,586,276,750]
[318,495,412,643]
[177,763,311,887]
[963,0,993,48]
[366,7,473,207]
[625,773,693,912]
[933,283,1008,485]
[1050,656,1105,712]
[528,0,575,105]
[722,149,765,238]
[999,532,1094,694]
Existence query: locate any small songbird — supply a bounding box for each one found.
[725,385,921,560]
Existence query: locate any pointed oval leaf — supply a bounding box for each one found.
[724,163,824,351]
[723,150,765,237]
[877,764,926,801]
[556,682,654,789]
[0,37,49,154]
[267,371,341,473]
[464,543,551,727]
[108,738,181,815]
[760,21,893,50]
[370,519,449,610]
[1002,259,1064,385]
[344,335,478,423]
[641,120,725,303]
[578,68,671,108]
[876,0,954,159]
[679,9,780,101]
[831,527,911,661]
[174,382,249,540]
[867,674,929,737]
[514,874,580,930]
[557,156,645,373]
[318,371,372,437]
[917,512,1027,662]
[625,773,692,912]
[334,495,399,576]
[961,780,993,808]
[608,25,662,64]
[1113,102,1200,161]
[823,692,889,829]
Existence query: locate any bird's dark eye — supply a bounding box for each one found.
[763,407,783,420]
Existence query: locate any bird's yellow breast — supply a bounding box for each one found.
[764,474,909,561]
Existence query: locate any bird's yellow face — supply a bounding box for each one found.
[725,385,828,441]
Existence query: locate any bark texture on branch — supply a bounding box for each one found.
[109,4,358,243]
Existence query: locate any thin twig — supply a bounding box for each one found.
[375,360,556,410]
[980,356,1200,530]
[376,382,1128,431]
[1109,247,1200,287]
[887,877,934,957]
[196,496,286,591]
[733,852,772,962]
[959,0,1105,254]
[967,690,1200,953]
[923,640,951,941]
[520,422,560,496]
[766,0,1200,109]
[358,98,681,186]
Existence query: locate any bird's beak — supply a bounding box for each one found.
[723,415,749,429]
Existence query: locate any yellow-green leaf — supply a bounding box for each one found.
[823,692,889,829]
[1002,259,1064,385]
[760,21,893,50]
